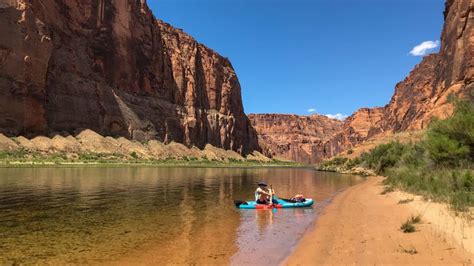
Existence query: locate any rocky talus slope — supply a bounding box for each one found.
[252,0,473,163]
[0,130,270,162]
[0,0,259,155]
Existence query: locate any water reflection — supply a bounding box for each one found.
[256,209,274,233]
[232,207,316,265]
[0,167,360,264]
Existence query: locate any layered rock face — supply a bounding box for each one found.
[378,0,473,133]
[248,114,343,163]
[308,107,385,163]
[253,0,473,163]
[0,0,259,154]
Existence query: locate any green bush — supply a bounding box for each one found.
[327,157,348,166]
[425,97,473,167]
[359,141,407,174]
[400,143,426,168]
[0,149,29,160]
[317,157,349,171]
[384,165,473,211]
[425,132,470,167]
[130,152,139,159]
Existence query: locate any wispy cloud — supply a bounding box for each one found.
[409,40,440,56]
[325,113,348,120]
[308,108,347,120]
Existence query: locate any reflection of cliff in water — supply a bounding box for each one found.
[0,167,246,264]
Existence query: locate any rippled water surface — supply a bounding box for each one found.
[0,167,361,264]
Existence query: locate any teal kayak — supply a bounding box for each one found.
[234,196,314,209]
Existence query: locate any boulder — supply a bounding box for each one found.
[76,130,124,154]
[0,134,19,151]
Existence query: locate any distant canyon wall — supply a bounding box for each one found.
[248,114,343,163]
[0,0,260,154]
[252,0,473,163]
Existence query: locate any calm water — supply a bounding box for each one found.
[0,167,361,265]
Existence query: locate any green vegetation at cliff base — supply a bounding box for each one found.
[0,151,302,168]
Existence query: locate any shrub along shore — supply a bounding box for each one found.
[317,97,473,211]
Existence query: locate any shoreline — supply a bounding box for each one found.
[285,176,473,265]
[0,160,305,168]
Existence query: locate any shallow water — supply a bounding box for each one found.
[0,167,361,264]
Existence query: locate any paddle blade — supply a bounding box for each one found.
[234,200,248,208]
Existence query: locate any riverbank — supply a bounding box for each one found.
[0,160,302,168]
[286,176,473,265]
[0,130,301,167]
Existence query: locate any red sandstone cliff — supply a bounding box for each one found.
[252,0,473,163]
[248,114,343,163]
[0,0,259,154]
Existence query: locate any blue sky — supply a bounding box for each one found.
[149,0,444,118]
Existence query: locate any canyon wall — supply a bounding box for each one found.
[248,114,343,163]
[253,0,473,163]
[0,0,259,154]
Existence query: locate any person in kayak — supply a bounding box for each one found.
[255,182,274,205]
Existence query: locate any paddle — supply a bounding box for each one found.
[269,185,274,206]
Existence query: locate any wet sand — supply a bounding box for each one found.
[286,176,473,265]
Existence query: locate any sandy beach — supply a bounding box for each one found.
[286,176,473,265]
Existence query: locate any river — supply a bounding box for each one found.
[0,167,361,264]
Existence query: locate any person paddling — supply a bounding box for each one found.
[255,182,274,205]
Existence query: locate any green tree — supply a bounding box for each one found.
[425,97,474,167]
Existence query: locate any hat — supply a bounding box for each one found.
[258,182,268,186]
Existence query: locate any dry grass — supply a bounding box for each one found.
[398,245,418,255]
[400,214,422,233]
[398,198,414,204]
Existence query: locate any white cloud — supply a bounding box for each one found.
[307,108,317,113]
[409,40,440,56]
[325,113,348,120]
